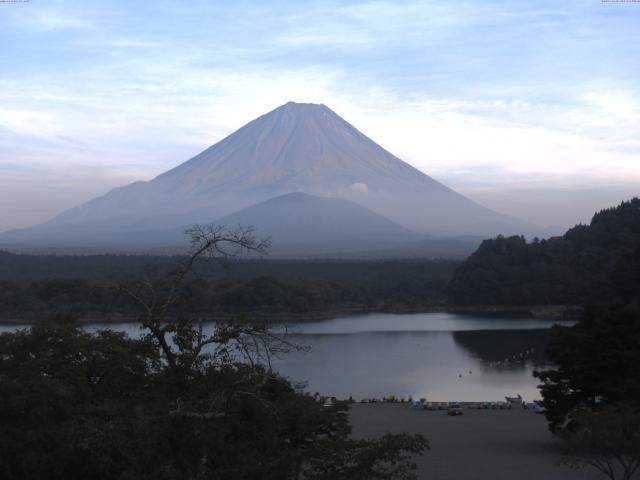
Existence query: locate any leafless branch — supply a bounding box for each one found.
[115,223,297,372]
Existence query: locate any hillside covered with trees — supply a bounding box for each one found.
[446,198,640,306]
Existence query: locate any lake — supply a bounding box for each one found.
[0,312,572,402]
[269,312,571,402]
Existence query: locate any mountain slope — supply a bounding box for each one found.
[2,102,530,251]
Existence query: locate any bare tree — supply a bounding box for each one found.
[561,405,640,480]
[117,224,291,371]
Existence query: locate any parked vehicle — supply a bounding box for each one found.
[448,402,464,416]
[532,402,546,414]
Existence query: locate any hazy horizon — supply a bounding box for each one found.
[1,1,639,232]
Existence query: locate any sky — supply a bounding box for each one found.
[0,0,639,231]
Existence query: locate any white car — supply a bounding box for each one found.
[532,402,546,414]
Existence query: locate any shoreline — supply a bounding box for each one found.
[0,304,581,326]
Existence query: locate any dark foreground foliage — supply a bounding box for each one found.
[0,319,427,480]
[535,247,640,479]
[534,246,640,431]
[535,303,640,432]
[0,225,428,480]
[447,198,640,306]
[560,406,640,480]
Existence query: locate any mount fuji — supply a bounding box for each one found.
[1,102,530,255]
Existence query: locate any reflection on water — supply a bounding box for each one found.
[0,313,571,402]
[272,331,547,402]
[452,329,552,366]
[271,313,571,402]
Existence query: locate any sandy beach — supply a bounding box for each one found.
[349,404,601,480]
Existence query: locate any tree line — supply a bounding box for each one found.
[0,254,456,321]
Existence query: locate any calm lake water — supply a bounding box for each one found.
[269,313,572,402]
[0,312,572,402]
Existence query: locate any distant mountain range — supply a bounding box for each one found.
[1,102,532,257]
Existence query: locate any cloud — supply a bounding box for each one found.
[350,182,369,193]
[0,0,638,229]
[8,7,92,32]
